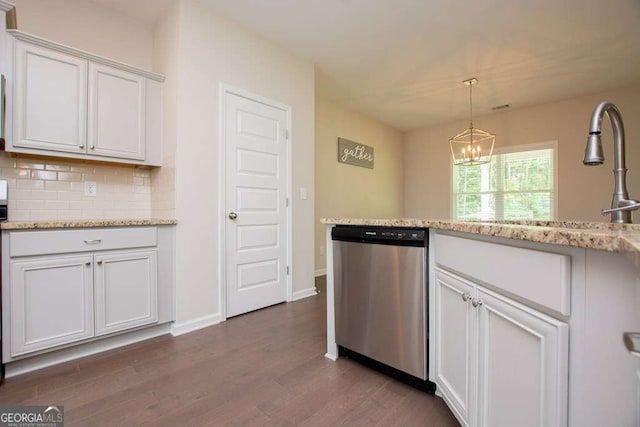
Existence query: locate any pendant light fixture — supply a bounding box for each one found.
[449,78,495,166]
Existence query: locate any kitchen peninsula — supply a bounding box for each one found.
[322,218,640,427]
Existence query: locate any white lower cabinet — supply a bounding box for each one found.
[434,267,474,425]
[434,267,568,427]
[6,228,161,359]
[94,250,157,336]
[10,255,94,356]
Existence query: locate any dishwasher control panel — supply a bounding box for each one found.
[332,226,426,246]
[373,230,424,241]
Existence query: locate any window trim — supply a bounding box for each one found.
[450,140,558,220]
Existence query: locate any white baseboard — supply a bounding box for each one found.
[6,323,172,378]
[292,287,318,301]
[314,268,327,277]
[171,313,222,336]
[324,352,338,361]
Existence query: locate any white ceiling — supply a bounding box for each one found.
[94,0,640,131]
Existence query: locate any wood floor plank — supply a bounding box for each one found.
[0,277,459,426]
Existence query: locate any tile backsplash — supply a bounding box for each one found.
[0,153,152,221]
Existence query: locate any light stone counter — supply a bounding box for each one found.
[0,218,177,230]
[321,218,640,253]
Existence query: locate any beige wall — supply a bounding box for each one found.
[404,84,640,221]
[315,95,404,272]
[11,0,153,69]
[150,0,179,219]
[163,0,316,324]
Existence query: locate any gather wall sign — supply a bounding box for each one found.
[337,137,374,169]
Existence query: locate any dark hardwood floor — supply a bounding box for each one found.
[0,277,458,426]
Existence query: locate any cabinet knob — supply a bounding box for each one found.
[96,260,103,265]
[461,293,472,302]
[623,332,640,358]
[471,298,483,308]
[90,145,95,150]
[228,212,238,220]
[79,145,85,149]
[85,261,91,266]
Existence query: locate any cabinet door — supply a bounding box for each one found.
[434,268,475,427]
[94,250,157,336]
[14,41,87,153]
[88,63,145,160]
[10,255,93,356]
[476,288,568,427]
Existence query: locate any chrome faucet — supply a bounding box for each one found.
[583,101,640,223]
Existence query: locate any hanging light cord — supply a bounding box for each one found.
[469,81,474,129]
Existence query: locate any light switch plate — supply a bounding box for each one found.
[300,187,308,200]
[84,181,97,197]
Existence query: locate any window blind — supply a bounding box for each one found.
[453,146,555,221]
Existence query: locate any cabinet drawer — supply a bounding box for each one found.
[10,227,157,257]
[434,233,571,315]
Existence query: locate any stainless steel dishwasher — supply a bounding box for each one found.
[332,225,430,386]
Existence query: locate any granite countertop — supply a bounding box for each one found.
[0,218,177,230]
[321,218,640,253]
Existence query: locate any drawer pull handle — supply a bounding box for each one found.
[96,260,103,265]
[84,239,102,245]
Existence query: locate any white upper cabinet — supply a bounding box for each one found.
[14,41,87,154]
[7,31,163,166]
[88,63,145,160]
[0,2,16,144]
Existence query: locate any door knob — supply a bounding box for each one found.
[228,212,238,220]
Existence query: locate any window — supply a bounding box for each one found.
[452,143,556,221]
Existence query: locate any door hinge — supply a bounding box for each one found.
[286,266,290,275]
[284,129,289,140]
[286,197,289,207]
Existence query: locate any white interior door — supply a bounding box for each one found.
[225,90,288,318]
